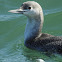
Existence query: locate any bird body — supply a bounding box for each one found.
[9,1,62,54]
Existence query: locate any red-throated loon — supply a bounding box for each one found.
[8,1,62,54]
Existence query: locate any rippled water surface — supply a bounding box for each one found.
[0,0,62,62]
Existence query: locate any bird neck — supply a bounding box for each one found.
[24,13,44,42]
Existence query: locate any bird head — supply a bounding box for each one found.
[8,1,43,18]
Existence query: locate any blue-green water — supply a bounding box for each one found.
[0,0,62,62]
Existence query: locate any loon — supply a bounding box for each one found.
[9,1,62,54]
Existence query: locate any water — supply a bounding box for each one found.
[0,0,62,62]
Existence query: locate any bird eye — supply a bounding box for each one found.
[28,7,31,9]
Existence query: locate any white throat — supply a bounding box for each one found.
[24,18,42,41]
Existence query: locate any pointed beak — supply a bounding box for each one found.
[8,8,27,14]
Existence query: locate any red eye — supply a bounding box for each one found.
[28,7,31,9]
